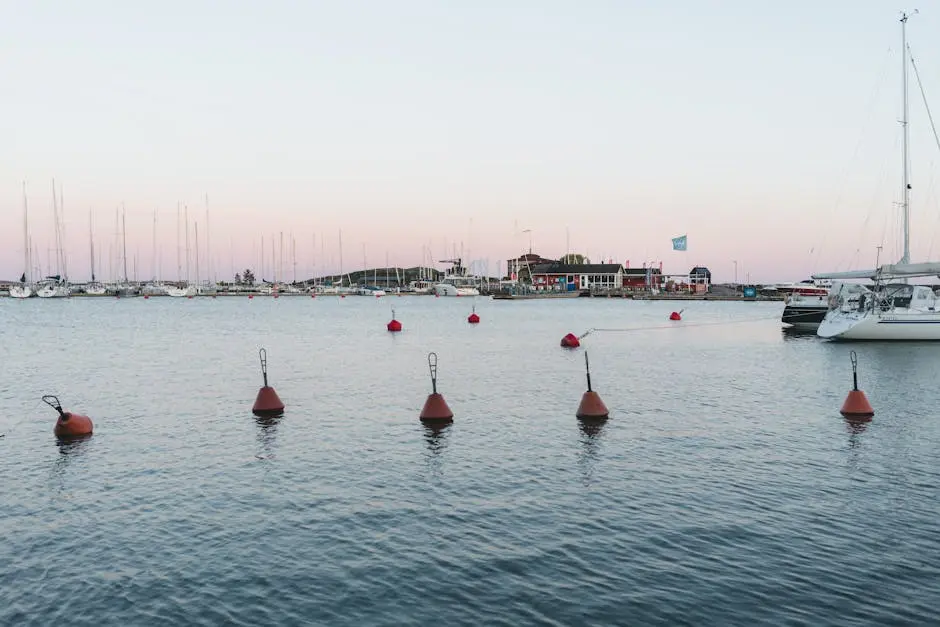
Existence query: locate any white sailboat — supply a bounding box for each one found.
[86,209,107,295]
[816,12,940,340]
[166,203,195,297]
[10,182,34,299]
[36,181,71,298]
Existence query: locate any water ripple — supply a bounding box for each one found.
[1,298,939,625]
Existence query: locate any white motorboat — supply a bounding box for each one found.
[433,258,482,296]
[779,280,832,330]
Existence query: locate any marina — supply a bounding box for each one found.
[4,4,940,626]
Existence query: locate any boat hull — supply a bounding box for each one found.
[433,284,480,297]
[9,285,33,298]
[36,285,70,298]
[781,305,827,330]
[818,311,940,340]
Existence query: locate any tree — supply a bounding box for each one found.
[234,272,242,285]
[560,253,590,265]
[243,269,255,285]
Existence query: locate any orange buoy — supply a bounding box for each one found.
[561,332,581,348]
[44,395,94,439]
[420,352,453,422]
[840,351,874,419]
[669,310,682,321]
[576,353,609,420]
[468,305,480,324]
[252,348,285,416]
[388,309,402,332]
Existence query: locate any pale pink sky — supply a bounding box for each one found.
[3,1,940,283]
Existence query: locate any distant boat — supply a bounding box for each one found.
[10,272,33,299]
[433,258,482,297]
[356,285,386,297]
[11,183,34,298]
[778,279,831,330]
[36,276,70,298]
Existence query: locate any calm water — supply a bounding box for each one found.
[1,296,938,626]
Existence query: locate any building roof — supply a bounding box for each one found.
[690,266,711,275]
[624,267,662,276]
[534,263,623,274]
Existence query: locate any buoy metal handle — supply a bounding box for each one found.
[42,395,65,416]
[584,352,593,392]
[259,348,269,387]
[428,352,439,394]
[850,350,859,391]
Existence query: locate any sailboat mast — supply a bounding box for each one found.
[195,221,200,290]
[59,182,67,281]
[122,204,129,283]
[51,180,60,276]
[205,194,212,284]
[176,202,182,283]
[22,181,30,282]
[152,210,157,282]
[901,11,912,265]
[184,205,190,285]
[89,209,96,281]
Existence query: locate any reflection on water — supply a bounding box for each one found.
[781,327,821,341]
[50,435,93,492]
[577,418,607,484]
[422,423,451,476]
[255,414,281,461]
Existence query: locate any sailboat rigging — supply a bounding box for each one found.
[815,11,940,340]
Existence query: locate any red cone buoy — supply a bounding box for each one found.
[468,305,480,324]
[388,309,402,332]
[561,332,581,348]
[249,294,254,299]
[840,351,874,419]
[44,395,93,438]
[669,310,682,321]
[144,295,150,299]
[252,348,285,416]
[576,353,609,420]
[420,352,453,422]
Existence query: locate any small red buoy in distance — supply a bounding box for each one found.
[561,332,581,348]
[44,395,93,439]
[420,352,453,423]
[252,348,285,417]
[669,310,682,321]
[840,350,874,420]
[576,352,609,420]
[387,309,402,332]
[468,305,480,324]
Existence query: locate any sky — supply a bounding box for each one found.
[3,1,940,283]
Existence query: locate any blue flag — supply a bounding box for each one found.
[672,235,687,251]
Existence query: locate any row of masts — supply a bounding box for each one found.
[17,186,484,286]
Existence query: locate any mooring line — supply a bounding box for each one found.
[578,313,783,339]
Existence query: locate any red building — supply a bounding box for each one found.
[530,263,624,291]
